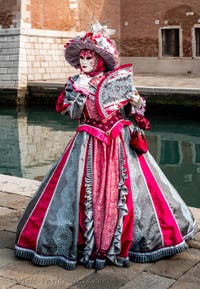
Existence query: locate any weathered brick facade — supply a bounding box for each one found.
[0,0,200,96]
[29,0,120,36]
[121,0,200,57]
[30,0,76,31]
[121,0,200,73]
[0,0,20,29]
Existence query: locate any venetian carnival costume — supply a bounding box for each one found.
[15,22,197,270]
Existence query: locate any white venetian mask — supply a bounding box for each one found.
[79,49,98,73]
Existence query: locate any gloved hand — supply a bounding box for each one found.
[129,90,142,107]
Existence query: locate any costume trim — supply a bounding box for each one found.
[77,124,110,144]
[129,241,188,263]
[15,246,77,270]
[129,221,197,263]
[84,258,106,270]
[76,120,131,144]
[109,120,132,138]
[15,222,197,269]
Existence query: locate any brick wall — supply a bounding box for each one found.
[29,0,120,36]
[0,0,20,29]
[121,0,200,57]
[78,0,120,38]
[30,0,76,31]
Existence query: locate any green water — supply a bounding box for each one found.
[0,107,199,208]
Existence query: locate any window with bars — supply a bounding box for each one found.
[161,28,180,57]
[195,28,200,57]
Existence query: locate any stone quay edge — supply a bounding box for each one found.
[0,74,200,109]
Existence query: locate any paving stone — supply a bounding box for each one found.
[97,262,151,282]
[118,272,175,289]
[0,248,15,268]
[0,192,30,210]
[6,221,18,233]
[170,263,200,289]
[194,231,200,242]
[0,210,21,231]
[189,239,200,250]
[146,248,200,279]
[0,276,17,288]
[0,259,41,282]
[19,265,93,289]
[170,280,200,289]
[70,271,125,289]
[0,174,40,197]
[0,230,16,249]
[190,208,200,229]
[7,286,32,289]
[0,206,15,217]
[68,260,151,289]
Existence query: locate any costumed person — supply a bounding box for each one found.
[15,21,197,270]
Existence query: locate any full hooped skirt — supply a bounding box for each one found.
[15,127,196,270]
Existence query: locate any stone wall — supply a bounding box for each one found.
[0,29,20,89]
[0,28,78,90]
[121,56,200,75]
[21,29,77,83]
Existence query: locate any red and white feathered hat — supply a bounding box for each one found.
[64,21,119,71]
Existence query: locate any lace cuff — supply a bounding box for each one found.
[130,97,146,116]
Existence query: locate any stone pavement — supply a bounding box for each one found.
[29,73,200,89]
[0,173,200,289]
[26,73,200,109]
[28,73,200,92]
[1,72,200,106]
[134,73,200,89]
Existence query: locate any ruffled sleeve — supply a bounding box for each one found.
[56,76,86,119]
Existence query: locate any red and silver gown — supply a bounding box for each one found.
[15,65,196,270]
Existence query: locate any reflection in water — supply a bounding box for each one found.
[0,107,200,208]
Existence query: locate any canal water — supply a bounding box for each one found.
[0,106,200,208]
